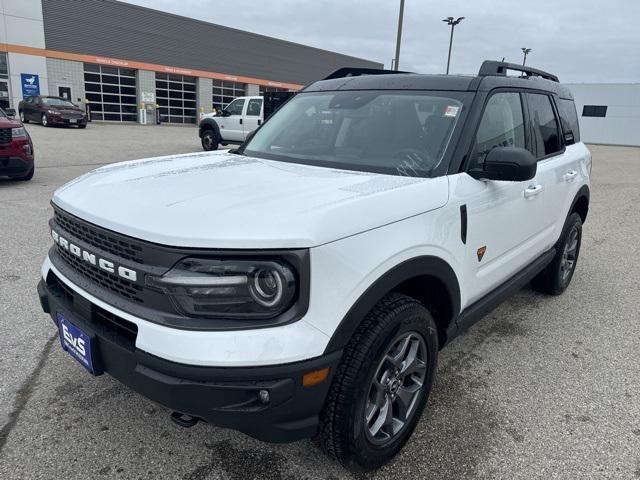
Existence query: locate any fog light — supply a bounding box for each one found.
[258,389,270,404]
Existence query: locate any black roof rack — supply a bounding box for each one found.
[478,61,559,83]
[323,67,411,81]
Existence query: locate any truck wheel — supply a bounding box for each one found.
[201,130,218,151]
[316,293,438,472]
[532,212,582,295]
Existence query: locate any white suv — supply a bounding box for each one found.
[38,62,590,471]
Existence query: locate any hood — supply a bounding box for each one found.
[0,117,22,128]
[48,104,81,112]
[52,151,449,249]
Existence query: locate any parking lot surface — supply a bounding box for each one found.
[0,122,639,479]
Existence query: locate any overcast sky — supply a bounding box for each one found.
[122,0,639,83]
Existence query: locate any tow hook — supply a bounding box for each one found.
[170,411,199,428]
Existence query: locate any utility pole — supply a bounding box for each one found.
[521,47,532,66]
[443,17,465,74]
[394,0,405,70]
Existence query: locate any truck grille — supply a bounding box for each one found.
[54,208,144,264]
[55,243,144,303]
[0,128,11,144]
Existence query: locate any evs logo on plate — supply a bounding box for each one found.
[57,313,95,374]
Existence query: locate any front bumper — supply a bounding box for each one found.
[0,156,33,176]
[48,115,86,126]
[38,273,341,443]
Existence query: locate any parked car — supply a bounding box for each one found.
[38,61,590,472]
[18,95,87,128]
[0,107,34,180]
[199,91,295,151]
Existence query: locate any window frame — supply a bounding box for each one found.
[245,98,263,117]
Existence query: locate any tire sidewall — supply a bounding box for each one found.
[201,130,218,151]
[42,114,48,127]
[347,305,438,469]
[557,213,582,290]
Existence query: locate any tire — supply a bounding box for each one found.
[19,111,28,123]
[201,129,218,151]
[41,114,49,127]
[532,212,582,295]
[316,293,438,472]
[11,166,34,181]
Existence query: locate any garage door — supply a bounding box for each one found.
[212,80,245,112]
[84,64,138,122]
[156,73,197,124]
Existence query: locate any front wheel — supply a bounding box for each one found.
[532,212,582,295]
[316,293,438,472]
[41,114,49,127]
[19,111,28,123]
[201,130,218,151]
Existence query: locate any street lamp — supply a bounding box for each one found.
[394,0,405,70]
[521,47,532,66]
[442,16,465,75]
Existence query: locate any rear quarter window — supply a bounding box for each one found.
[557,99,581,144]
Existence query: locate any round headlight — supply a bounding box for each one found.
[249,268,285,307]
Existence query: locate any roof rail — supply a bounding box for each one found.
[323,67,411,81]
[478,61,559,83]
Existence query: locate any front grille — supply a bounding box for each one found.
[55,243,144,303]
[54,208,144,264]
[0,128,11,144]
[47,271,138,348]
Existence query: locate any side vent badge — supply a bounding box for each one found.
[477,246,487,262]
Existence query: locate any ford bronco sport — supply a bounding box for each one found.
[38,61,590,471]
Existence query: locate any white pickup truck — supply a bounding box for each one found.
[198,92,294,151]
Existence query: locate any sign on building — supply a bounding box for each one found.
[141,91,155,103]
[20,73,40,98]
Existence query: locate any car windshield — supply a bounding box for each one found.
[243,90,468,177]
[42,97,75,107]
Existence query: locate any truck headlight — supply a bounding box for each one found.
[147,258,296,319]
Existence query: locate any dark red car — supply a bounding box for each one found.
[0,107,35,181]
[18,95,87,128]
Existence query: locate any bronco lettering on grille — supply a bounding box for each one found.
[51,229,138,282]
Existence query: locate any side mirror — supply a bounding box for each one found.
[220,110,231,117]
[469,147,537,182]
[4,108,16,118]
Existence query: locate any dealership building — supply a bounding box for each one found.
[0,0,381,124]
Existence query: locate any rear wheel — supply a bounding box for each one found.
[316,294,438,472]
[19,111,28,123]
[532,212,582,295]
[41,114,49,127]
[201,129,218,151]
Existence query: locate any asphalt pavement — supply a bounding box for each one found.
[0,122,638,479]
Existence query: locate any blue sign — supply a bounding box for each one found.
[21,73,40,98]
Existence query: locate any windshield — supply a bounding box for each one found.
[243,90,467,177]
[42,97,75,107]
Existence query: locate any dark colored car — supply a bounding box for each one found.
[0,107,35,181]
[18,95,87,128]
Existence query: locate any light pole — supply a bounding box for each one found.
[443,16,464,75]
[394,0,405,70]
[521,47,532,66]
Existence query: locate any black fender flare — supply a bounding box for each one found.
[569,184,590,222]
[198,118,221,140]
[323,256,461,354]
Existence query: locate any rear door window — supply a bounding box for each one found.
[526,93,562,158]
[557,98,581,144]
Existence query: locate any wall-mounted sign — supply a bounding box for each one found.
[21,73,40,98]
[141,91,155,103]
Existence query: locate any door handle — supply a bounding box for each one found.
[563,170,577,182]
[239,119,243,125]
[523,184,543,198]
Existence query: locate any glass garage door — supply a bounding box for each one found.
[212,80,245,112]
[84,64,138,122]
[155,73,197,124]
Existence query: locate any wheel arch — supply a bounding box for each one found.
[570,184,590,223]
[324,256,461,354]
[198,118,220,139]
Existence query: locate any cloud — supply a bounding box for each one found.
[121,0,640,82]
